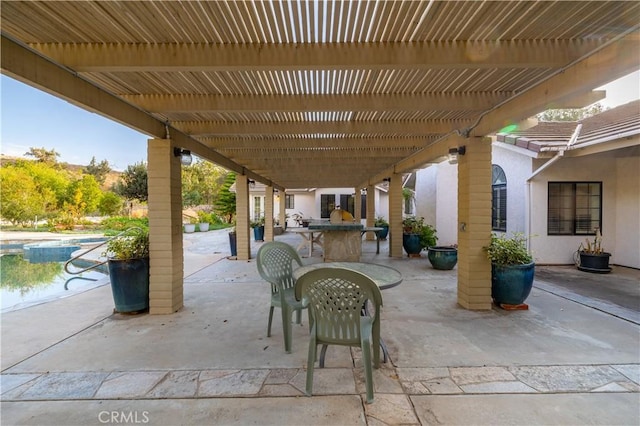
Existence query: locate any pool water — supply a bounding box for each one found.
[1,253,109,313]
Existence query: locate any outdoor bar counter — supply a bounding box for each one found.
[308,221,363,262]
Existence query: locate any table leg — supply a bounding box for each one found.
[375,231,380,254]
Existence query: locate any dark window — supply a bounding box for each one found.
[548,182,602,235]
[285,194,294,209]
[492,165,507,231]
[361,194,367,219]
[321,194,335,218]
[340,194,355,216]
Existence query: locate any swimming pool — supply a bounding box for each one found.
[1,237,110,312]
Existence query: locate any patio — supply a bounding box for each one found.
[1,229,639,425]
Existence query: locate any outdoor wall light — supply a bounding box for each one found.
[448,146,466,165]
[248,179,256,188]
[173,148,193,166]
[382,177,391,183]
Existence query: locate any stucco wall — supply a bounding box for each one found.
[614,154,640,268]
[491,144,531,235]
[416,163,459,246]
[529,150,639,268]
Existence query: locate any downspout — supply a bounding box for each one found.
[525,124,582,251]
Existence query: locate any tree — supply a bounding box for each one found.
[214,172,236,223]
[181,159,227,207]
[83,156,111,185]
[0,166,47,225]
[537,103,606,122]
[98,192,123,216]
[64,175,103,219]
[114,162,148,202]
[24,147,60,164]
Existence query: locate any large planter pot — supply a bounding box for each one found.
[491,262,535,306]
[184,224,196,233]
[198,222,210,232]
[274,226,284,235]
[229,232,237,257]
[253,226,265,241]
[107,257,150,313]
[577,252,611,273]
[402,233,422,257]
[427,246,458,270]
[377,225,389,240]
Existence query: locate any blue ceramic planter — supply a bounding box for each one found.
[402,233,422,256]
[108,257,150,313]
[427,246,458,270]
[491,262,535,305]
[253,226,265,241]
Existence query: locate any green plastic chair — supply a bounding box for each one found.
[256,241,306,353]
[295,267,383,404]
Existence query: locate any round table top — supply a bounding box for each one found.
[293,262,402,290]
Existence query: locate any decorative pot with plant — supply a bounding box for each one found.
[104,227,150,313]
[574,229,611,273]
[485,232,535,309]
[374,216,389,240]
[402,216,437,257]
[427,245,458,270]
[197,211,211,232]
[251,216,265,241]
[184,217,197,233]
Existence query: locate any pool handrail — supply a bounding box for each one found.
[64,227,145,275]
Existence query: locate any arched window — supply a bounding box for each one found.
[492,165,507,231]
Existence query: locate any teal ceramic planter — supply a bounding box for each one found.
[491,262,535,305]
[427,246,458,270]
[402,233,422,257]
[377,225,389,240]
[108,257,150,313]
[253,226,265,241]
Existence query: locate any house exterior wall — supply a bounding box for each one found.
[529,150,640,268]
[615,154,640,267]
[491,144,531,235]
[416,164,458,246]
[416,143,639,269]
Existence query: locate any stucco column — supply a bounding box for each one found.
[388,174,403,258]
[365,185,376,240]
[236,174,251,260]
[278,191,286,229]
[354,186,362,223]
[147,139,183,314]
[457,136,492,310]
[264,185,274,242]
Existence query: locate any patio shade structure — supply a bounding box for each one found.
[2,1,639,314]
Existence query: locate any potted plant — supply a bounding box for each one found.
[251,216,265,242]
[485,232,535,308]
[427,244,458,270]
[574,229,611,273]
[402,216,437,257]
[374,215,389,240]
[197,211,211,232]
[104,227,150,313]
[184,217,197,233]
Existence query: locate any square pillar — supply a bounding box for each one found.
[457,136,492,310]
[354,186,362,223]
[264,185,274,242]
[147,139,183,314]
[388,174,403,258]
[278,191,286,229]
[366,184,376,240]
[236,174,251,260]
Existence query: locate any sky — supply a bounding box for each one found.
[1,70,639,171]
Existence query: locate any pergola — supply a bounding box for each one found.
[2,1,639,314]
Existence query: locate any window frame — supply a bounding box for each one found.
[492,165,507,232]
[547,181,602,236]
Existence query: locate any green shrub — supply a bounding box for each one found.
[105,228,149,260]
[485,232,533,266]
